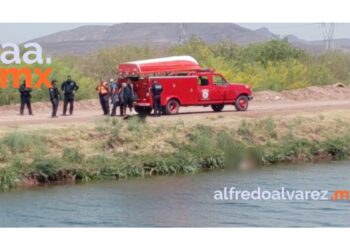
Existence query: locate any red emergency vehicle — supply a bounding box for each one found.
[117,56,253,115]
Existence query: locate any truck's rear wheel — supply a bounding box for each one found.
[211,104,224,112]
[235,95,249,111]
[134,106,152,115]
[165,99,180,115]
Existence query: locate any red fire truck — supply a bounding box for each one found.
[117,56,253,115]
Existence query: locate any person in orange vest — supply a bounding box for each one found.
[96,79,110,115]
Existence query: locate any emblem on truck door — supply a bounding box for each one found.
[202,89,209,100]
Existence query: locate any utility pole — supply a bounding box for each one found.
[320,23,335,51]
[178,23,187,44]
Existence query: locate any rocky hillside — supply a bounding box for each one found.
[29,23,278,55]
[29,23,350,55]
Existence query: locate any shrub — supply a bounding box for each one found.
[0,168,20,190]
[1,131,45,153]
[63,147,84,164]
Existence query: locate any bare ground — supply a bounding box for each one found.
[1,84,350,130]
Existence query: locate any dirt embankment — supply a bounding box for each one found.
[254,83,349,102]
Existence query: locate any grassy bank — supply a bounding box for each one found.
[1,111,350,190]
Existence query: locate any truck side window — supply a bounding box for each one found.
[198,76,209,86]
[213,75,227,86]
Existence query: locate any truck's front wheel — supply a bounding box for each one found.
[211,104,224,112]
[165,99,180,115]
[235,95,249,111]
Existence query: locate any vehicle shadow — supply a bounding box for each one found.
[166,109,241,116]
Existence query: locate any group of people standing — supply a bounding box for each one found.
[19,75,79,118]
[96,78,136,117]
[18,75,163,118]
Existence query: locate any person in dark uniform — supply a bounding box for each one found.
[96,79,110,115]
[48,79,61,118]
[150,81,163,116]
[61,75,79,115]
[110,79,121,116]
[119,82,127,116]
[122,79,135,115]
[19,80,33,115]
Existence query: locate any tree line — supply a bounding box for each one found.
[1,37,350,105]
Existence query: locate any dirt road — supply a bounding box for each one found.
[1,85,350,129]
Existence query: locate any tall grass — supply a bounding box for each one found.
[0,131,46,153]
[126,116,146,130]
[63,147,84,164]
[0,169,19,190]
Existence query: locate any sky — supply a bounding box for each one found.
[0,23,350,43]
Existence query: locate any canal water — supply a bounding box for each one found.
[0,161,349,227]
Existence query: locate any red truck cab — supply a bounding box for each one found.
[117,56,253,115]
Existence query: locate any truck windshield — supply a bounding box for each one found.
[213,75,227,86]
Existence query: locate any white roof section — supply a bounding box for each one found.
[126,55,199,65]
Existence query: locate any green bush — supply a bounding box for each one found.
[0,131,45,153]
[0,168,20,190]
[63,147,84,164]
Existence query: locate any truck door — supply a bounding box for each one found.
[210,74,227,102]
